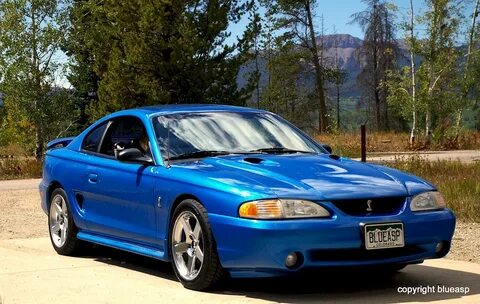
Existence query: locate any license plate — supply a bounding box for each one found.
[364,222,404,250]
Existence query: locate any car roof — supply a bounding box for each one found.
[111,104,267,117]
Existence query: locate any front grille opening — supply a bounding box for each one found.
[310,245,425,262]
[330,197,406,216]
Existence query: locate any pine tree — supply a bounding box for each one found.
[63,0,100,128]
[267,0,329,132]
[68,0,257,120]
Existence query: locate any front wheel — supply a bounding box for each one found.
[169,199,225,290]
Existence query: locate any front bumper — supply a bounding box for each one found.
[209,208,455,278]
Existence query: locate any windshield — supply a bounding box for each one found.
[153,111,324,160]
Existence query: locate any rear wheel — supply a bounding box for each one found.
[48,188,82,255]
[170,199,225,290]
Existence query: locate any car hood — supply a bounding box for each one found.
[172,154,435,200]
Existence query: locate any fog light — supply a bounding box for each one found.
[285,252,298,268]
[435,242,444,254]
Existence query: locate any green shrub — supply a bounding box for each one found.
[0,159,42,180]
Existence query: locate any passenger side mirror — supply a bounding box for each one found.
[322,144,333,154]
[117,148,153,165]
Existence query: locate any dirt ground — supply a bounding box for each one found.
[0,189,47,240]
[0,188,478,264]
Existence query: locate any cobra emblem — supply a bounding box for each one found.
[366,200,373,212]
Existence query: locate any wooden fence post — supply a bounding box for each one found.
[361,124,366,162]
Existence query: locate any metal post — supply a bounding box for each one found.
[361,124,366,162]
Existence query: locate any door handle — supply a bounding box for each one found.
[87,173,99,184]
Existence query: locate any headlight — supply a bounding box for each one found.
[238,199,330,219]
[410,191,446,211]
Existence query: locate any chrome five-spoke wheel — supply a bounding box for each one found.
[170,199,225,290]
[172,211,205,281]
[49,194,69,248]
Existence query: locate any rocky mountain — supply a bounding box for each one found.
[318,34,363,73]
[238,34,408,99]
[319,34,364,97]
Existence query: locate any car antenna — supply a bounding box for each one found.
[166,118,171,168]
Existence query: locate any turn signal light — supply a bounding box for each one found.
[239,199,330,219]
[239,200,283,219]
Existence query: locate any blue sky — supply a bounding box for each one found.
[314,0,420,38]
[229,0,475,41]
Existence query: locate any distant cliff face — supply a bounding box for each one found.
[320,34,363,49]
[320,34,363,96]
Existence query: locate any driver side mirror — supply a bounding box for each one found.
[322,144,333,154]
[117,148,153,165]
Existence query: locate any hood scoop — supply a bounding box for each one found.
[243,157,264,164]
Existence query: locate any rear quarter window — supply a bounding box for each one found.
[82,123,108,153]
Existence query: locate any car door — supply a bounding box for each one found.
[79,116,158,246]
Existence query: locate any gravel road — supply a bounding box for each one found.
[361,150,480,163]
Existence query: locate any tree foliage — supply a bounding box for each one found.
[69,0,257,120]
[262,0,329,132]
[0,0,77,158]
[2,0,480,158]
[63,0,100,130]
[387,0,470,146]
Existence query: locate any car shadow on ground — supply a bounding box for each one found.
[80,244,177,281]
[219,266,479,303]
[82,245,479,303]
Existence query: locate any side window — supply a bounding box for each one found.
[82,122,108,153]
[99,116,150,157]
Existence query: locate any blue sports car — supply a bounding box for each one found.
[40,105,455,290]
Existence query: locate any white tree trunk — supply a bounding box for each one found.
[425,107,432,146]
[409,0,417,145]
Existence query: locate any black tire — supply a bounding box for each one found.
[169,199,226,290]
[48,188,83,255]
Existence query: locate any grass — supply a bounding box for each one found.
[316,131,480,158]
[0,137,478,222]
[386,157,480,222]
[0,159,42,180]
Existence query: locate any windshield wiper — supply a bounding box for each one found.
[166,150,233,161]
[166,148,313,161]
[249,147,315,154]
